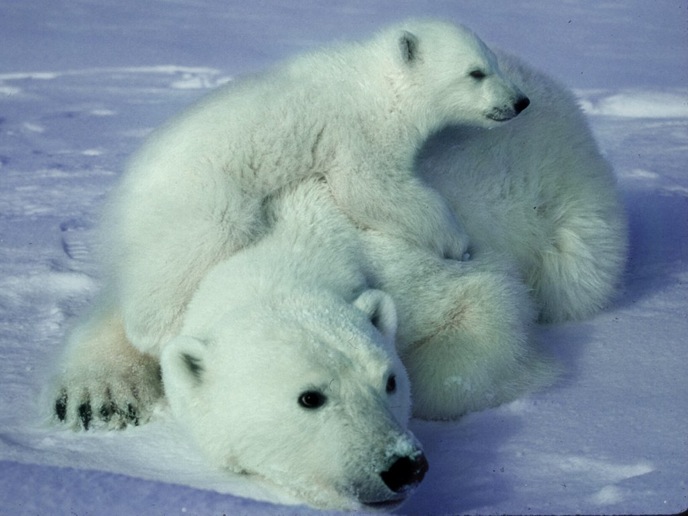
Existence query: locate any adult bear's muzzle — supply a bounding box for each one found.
[380,451,430,493]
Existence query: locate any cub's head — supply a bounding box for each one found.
[378,19,530,133]
[161,289,426,510]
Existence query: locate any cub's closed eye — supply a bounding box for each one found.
[386,374,397,394]
[298,390,327,409]
[469,69,487,80]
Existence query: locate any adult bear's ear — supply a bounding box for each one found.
[354,289,397,340]
[161,335,208,402]
[399,30,420,64]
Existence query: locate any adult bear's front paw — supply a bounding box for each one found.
[53,356,162,431]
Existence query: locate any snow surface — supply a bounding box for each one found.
[1,1,687,514]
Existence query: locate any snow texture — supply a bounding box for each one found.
[1,1,687,514]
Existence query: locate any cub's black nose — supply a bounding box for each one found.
[514,95,530,114]
[380,453,429,493]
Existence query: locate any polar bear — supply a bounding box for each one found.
[329,51,625,422]
[53,18,532,431]
[361,50,627,418]
[159,175,554,506]
[55,179,431,511]
[102,19,529,354]
[49,18,627,508]
[418,49,627,323]
[162,178,428,510]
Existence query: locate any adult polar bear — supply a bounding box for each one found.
[162,178,430,510]
[49,18,627,507]
[104,18,529,355]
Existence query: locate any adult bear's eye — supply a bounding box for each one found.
[386,374,397,394]
[298,390,327,409]
[469,69,487,80]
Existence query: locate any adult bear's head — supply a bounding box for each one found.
[161,288,427,510]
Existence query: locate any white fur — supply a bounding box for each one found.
[49,19,627,510]
[161,179,422,510]
[371,50,628,419]
[52,301,162,429]
[101,19,528,354]
[419,49,627,322]
[361,232,552,420]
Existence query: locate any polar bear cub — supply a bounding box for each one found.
[103,19,530,353]
[161,178,427,510]
[418,49,627,322]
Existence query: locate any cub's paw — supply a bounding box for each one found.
[53,355,162,430]
[418,209,471,261]
[425,229,471,262]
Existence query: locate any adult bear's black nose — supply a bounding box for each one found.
[380,453,429,493]
[514,95,530,114]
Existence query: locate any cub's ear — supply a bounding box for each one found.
[354,289,397,340]
[399,30,420,64]
[161,335,208,398]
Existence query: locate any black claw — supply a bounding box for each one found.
[55,392,67,421]
[78,403,92,430]
[100,402,115,422]
[126,404,139,426]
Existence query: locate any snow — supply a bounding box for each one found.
[1,0,686,514]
